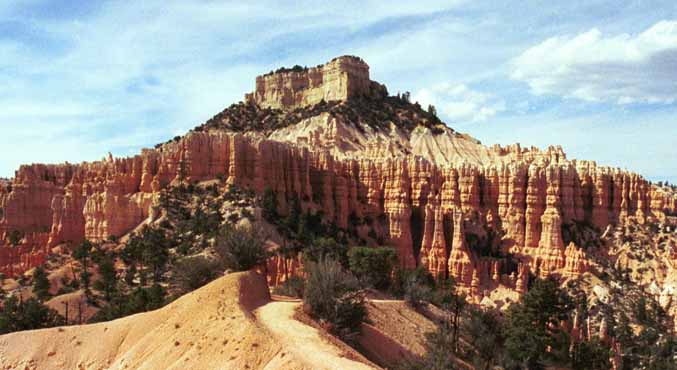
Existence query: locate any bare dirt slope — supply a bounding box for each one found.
[0,271,376,370]
[360,300,474,370]
[256,301,376,370]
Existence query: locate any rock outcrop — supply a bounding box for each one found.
[0,56,675,308]
[1,129,675,288]
[245,55,385,110]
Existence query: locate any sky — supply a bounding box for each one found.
[0,0,676,183]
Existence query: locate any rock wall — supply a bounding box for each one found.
[245,55,385,110]
[0,131,675,298]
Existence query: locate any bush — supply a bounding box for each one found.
[404,275,433,308]
[0,296,64,334]
[173,256,220,293]
[304,237,349,268]
[391,266,435,306]
[272,276,305,298]
[7,230,23,246]
[214,224,269,271]
[348,246,397,290]
[304,258,366,340]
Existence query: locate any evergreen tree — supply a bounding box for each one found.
[570,338,611,370]
[7,230,23,246]
[463,307,504,370]
[504,278,569,369]
[93,254,117,302]
[347,246,397,290]
[121,227,170,284]
[124,263,137,286]
[285,195,301,232]
[73,240,93,293]
[0,296,64,334]
[427,104,438,117]
[636,295,648,324]
[261,187,277,221]
[32,265,51,301]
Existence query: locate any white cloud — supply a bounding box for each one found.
[511,20,677,104]
[413,83,505,123]
[0,1,475,176]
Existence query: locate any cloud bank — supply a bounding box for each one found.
[414,83,505,123]
[511,20,677,104]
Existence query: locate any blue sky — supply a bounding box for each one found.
[1,0,676,183]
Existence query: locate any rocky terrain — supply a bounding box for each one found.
[0,270,376,370]
[0,55,676,368]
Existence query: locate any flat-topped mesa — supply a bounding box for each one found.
[245,55,386,110]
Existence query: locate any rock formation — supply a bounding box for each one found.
[245,55,385,110]
[0,56,675,307]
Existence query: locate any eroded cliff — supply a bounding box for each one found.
[1,56,675,312]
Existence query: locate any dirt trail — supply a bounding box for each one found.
[256,300,376,370]
[0,271,375,370]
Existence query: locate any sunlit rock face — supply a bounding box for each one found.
[0,56,675,309]
[245,55,384,110]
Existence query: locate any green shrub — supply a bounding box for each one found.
[303,237,349,268]
[391,266,435,304]
[348,246,397,289]
[214,224,269,271]
[7,230,23,246]
[304,258,366,340]
[272,276,305,298]
[173,256,220,293]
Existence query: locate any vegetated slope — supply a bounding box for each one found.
[0,271,376,370]
[195,96,514,167]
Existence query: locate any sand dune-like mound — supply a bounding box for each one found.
[0,271,377,370]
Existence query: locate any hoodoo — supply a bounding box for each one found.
[1,56,677,353]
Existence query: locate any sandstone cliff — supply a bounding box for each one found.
[1,56,675,308]
[245,55,385,110]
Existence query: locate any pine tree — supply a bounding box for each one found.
[464,307,504,370]
[285,195,301,232]
[504,278,568,368]
[0,296,64,334]
[32,265,51,301]
[427,104,438,117]
[73,240,93,293]
[261,187,277,221]
[93,254,117,302]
